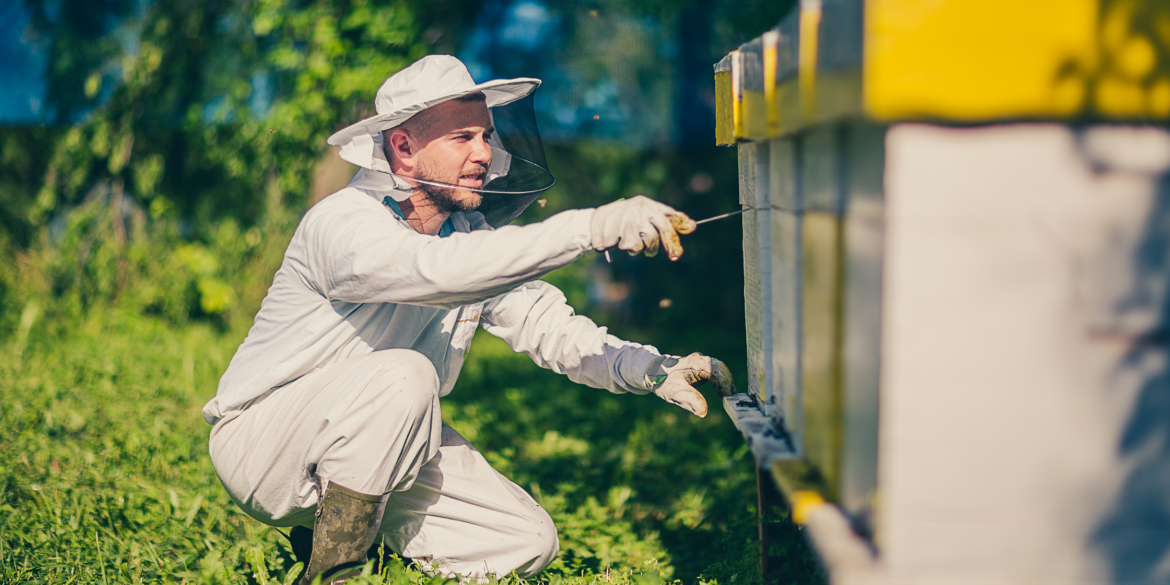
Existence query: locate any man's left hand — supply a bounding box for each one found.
[646,353,736,418]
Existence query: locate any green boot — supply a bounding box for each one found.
[298,481,390,585]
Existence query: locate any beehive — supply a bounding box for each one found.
[719,1,1170,582]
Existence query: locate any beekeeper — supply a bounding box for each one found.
[203,55,735,585]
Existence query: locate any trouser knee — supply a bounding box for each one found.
[515,510,560,576]
[313,349,442,495]
[358,349,440,419]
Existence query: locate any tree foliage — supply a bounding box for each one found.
[0,0,480,328]
[15,0,795,234]
[23,0,441,233]
[0,1,825,581]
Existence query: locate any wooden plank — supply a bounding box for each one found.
[839,123,884,540]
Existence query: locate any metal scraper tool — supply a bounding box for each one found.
[603,207,751,262]
[693,207,749,225]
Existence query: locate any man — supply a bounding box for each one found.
[203,55,734,584]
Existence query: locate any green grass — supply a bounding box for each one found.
[0,200,823,584]
[0,304,827,584]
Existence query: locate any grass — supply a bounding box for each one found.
[0,305,827,584]
[0,199,823,584]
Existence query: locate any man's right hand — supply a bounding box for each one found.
[590,195,697,261]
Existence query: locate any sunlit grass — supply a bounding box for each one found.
[0,301,803,584]
[0,191,821,584]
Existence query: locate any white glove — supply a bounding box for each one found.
[645,353,736,418]
[590,195,697,261]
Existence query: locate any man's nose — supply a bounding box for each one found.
[470,136,491,165]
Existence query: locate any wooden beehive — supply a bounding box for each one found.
[719,1,1170,582]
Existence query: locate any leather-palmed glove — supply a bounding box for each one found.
[591,195,698,261]
[645,353,736,418]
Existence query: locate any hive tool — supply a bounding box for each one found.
[603,207,751,262]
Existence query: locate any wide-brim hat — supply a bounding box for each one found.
[327,55,540,148]
[327,55,554,227]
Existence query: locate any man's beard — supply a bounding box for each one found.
[414,157,485,213]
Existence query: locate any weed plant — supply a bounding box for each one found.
[1,0,825,577]
[0,188,823,584]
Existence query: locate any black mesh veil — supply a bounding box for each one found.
[477,93,555,226]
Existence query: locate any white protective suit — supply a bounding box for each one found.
[204,167,665,578]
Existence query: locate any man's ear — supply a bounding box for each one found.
[387,128,416,165]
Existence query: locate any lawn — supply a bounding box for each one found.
[0,174,823,584]
[0,291,821,584]
[0,0,822,579]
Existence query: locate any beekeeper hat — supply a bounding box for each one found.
[328,55,556,226]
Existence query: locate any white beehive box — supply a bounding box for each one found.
[718,0,1170,582]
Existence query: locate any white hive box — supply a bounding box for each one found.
[717,0,1170,583]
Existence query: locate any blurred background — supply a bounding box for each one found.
[0,0,826,583]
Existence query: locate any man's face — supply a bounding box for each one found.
[391,98,494,212]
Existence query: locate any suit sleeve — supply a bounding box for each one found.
[293,194,596,309]
[479,280,660,394]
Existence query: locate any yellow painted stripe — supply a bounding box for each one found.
[864,0,1170,120]
[714,70,735,145]
[718,0,1170,144]
[764,31,780,135]
[732,51,745,139]
[791,490,826,525]
[799,1,822,122]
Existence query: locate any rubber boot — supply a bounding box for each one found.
[298,481,390,585]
